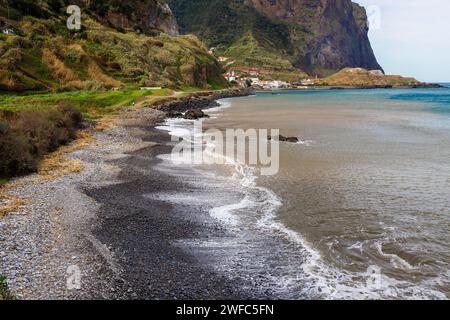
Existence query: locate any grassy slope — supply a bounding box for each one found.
[0,88,170,118]
[168,0,383,78]
[220,33,308,82]
[0,0,230,181]
[0,87,178,180]
[168,0,306,81]
[0,2,228,92]
[0,275,14,300]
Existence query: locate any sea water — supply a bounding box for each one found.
[156,87,450,299]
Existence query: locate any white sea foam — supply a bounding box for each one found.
[155,118,194,137]
[204,98,232,115]
[154,98,448,300]
[374,242,414,270]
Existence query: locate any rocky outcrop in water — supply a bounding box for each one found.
[268,135,300,143]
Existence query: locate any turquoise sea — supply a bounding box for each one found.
[159,87,450,299]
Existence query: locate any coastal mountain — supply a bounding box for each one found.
[167,0,383,77]
[0,0,227,92]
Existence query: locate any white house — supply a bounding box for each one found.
[369,70,384,76]
[140,87,162,90]
[225,71,236,82]
[1,27,14,35]
[300,79,315,86]
[267,80,288,89]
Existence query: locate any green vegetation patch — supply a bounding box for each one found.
[0,275,15,300]
[222,34,293,70]
[1,9,228,93]
[0,89,169,118]
[0,102,83,178]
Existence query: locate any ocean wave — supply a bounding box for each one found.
[204,98,233,115]
[153,99,448,300]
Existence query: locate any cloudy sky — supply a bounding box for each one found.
[355,0,450,82]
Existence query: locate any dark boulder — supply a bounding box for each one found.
[268,135,299,143]
[183,109,209,120]
[165,110,183,118]
[284,136,299,143]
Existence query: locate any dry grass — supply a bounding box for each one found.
[62,44,122,89]
[64,131,95,152]
[0,194,26,218]
[42,49,80,85]
[37,154,83,181]
[87,61,122,88]
[35,130,94,181]
[18,105,126,183]
[0,131,94,218]
[0,69,15,88]
[0,69,18,91]
[94,116,119,131]
[0,182,26,218]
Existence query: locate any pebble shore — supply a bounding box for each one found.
[0,88,253,299]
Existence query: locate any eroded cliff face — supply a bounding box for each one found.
[168,0,382,76]
[87,0,179,36]
[0,0,180,35]
[249,0,382,74]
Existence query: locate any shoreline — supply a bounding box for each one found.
[254,83,443,92]
[2,86,449,299]
[0,88,256,299]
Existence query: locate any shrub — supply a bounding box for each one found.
[0,275,15,300]
[83,80,107,91]
[0,103,83,178]
[8,36,33,49]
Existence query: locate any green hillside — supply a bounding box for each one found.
[0,0,227,92]
[167,0,299,78]
[167,0,382,77]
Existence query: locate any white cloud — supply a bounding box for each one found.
[355,0,450,82]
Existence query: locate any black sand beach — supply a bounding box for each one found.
[86,127,249,299]
[0,89,257,299]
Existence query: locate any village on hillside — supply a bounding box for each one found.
[212,48,423,90]
[223,69,317,90]
[220,63,421,90]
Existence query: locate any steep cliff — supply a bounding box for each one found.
[0,0,179,35]
[168,0,382,76]
[85,0,180,36]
